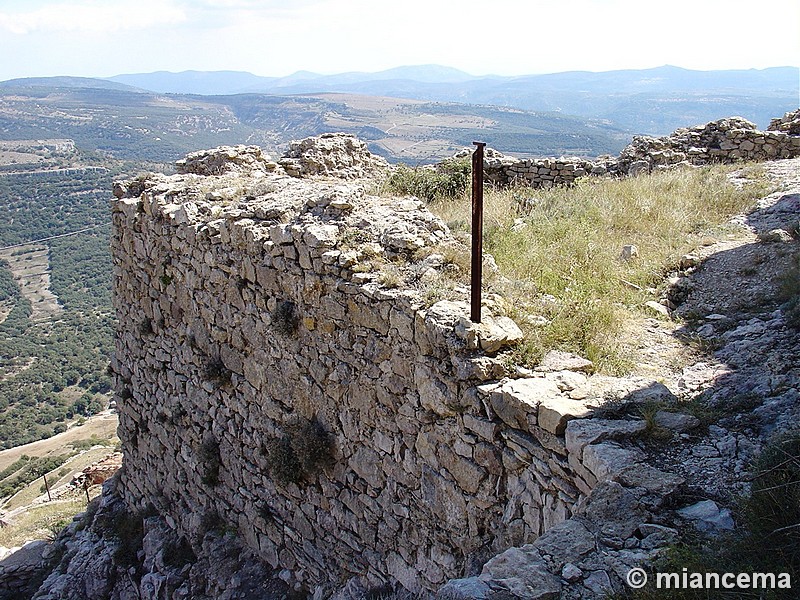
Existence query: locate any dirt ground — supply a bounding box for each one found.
[0,411,119,473]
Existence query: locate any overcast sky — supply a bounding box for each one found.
[1,0,798,80]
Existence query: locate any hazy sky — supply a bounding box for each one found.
[1,0,798,80]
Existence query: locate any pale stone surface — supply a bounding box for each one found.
[109,146,607,595]
[538,396,593,435]
[479,547,561,599]
[677,500,735,532]
[582,442,644,482]
[654,410,700,432]
[278,132,388,179]
[537,350,594,373]
[490,378,562,430]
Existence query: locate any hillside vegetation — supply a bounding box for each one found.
[0,150,144,448]
[107,65,799,135]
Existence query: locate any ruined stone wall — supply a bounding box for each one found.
[109,149,635,593]
[480,110,800,187]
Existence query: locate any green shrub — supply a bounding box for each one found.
[264,436,303,485]
[163,536,196,568]
[289,418,334,473]
[203,356,231,384]
[744,430,800,565]
[385,158,471,202]
[779,252,800,329]
[111,510,144,568]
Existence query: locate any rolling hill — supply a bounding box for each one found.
[0,79,631,162]
[107,64,800,135]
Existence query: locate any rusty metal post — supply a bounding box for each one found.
[43,474,52,502]
[471,142,486,323]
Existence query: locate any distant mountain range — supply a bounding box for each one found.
[104,64,800,134]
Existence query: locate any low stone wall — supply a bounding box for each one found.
[473,110,800,187]
[110,148,672,594]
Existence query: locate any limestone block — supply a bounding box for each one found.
[537,396,593,435]
[479,547,561,599]
[581,442,644,482]
[491,378,561,430]
[415,364,459,417]
[564,419,647,459]
[531,518,595,567]
[436,577,491,600]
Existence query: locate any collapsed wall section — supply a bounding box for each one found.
[110,151,635,593]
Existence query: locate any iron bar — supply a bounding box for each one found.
[43,474,52,502]
[471,141,486,323]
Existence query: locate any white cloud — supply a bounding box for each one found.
[0,0,186,34]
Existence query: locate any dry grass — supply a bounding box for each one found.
[425,164,774,372]
[0,498,90,548]
[3,446,114,511]
[0,413,118,473]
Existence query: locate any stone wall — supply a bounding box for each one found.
[477,110,800,187]
[110,147,668,594]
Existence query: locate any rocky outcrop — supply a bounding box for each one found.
[176,145,281,176]
[32,475,285,600]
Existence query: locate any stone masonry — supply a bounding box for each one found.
[474,110,800,187]
[109,143,676,595]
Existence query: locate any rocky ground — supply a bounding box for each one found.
[629,157,800,503]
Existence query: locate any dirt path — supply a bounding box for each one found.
[619,158,800,400]
[621,157,800,500]
[0,411,118,473]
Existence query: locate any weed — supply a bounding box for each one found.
[198,437,221,486]
[778,252,800,329]
[409,165,769,373]
[638,402,673,442]
[111,510,144,568]
[743,430,800,564]
[378,267,402,289]
[338,227,371,249]
[384,157,470,202]
[288,418,334,473]
[138,318,153,335]
[272,300,299,335]
[264,436,303,485]
[265,417,333,485]
[163,536,197,568]
[203,356,231,383]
